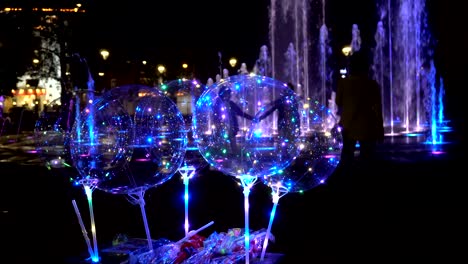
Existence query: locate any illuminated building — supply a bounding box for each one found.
[0,1,88,113]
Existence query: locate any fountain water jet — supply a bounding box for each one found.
[267,0,336,135]
[372,0,448,140]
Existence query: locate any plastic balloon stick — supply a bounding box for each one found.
[178,164,196,236]
[260,184,289,261]
[72,199,94,260]
[239,175,257,264]
[128,189,153,252]
[83,184,100,262]
[177,220,214,243]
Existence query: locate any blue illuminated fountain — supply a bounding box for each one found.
[267,0,332,120]
[372,0,450,147]
[268,0,450,150]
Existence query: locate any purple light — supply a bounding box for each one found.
[134,158,151,162]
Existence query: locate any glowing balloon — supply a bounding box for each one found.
[95,84,188,194]
[262,100,343,193]
[34,110,69,168]
[162,79,207,170]
[69,92,134,185]
[193,74,303,178]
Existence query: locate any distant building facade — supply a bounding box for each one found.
[0,2,87,114]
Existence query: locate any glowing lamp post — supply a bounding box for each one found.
[157,65,166,84]
[229,57,237,68]
[342,46,351,57]
[100,49,109,60]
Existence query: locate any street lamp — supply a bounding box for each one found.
[157,65,166,74]
[341,45,352,79]
[342,46,351,57]
[157,65,166,84]
[100,49,109,60]
[229,57,237,68]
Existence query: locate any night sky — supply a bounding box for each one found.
[85,0,465,134]
[86,0,271,79]
[1,0,465,128]
[84,1,464,77]
[3,0,463,83]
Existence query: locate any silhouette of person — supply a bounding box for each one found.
[254,83,300,137]
[253,83,301,161]
[214,85,254,154]
[335,50,384,167]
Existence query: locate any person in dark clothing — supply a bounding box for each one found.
[253,83,301,162]
[253,82,301,140]
[213,85,254,154]
[335,51,384,167]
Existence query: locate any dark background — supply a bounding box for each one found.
[2,0,464,133]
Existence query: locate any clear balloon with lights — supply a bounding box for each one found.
[259,99,342,260]
[263,99,342,193]
[161,79,207,170]
[93,84,188,253]
[194,75,303,178]
[193,74,304,263]
[160,78,208,236]
[97,84,188,194]
[34,101,70,169]
[69,94,134,186]
[68,90,135,261]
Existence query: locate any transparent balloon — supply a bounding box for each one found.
[69,92,134,185]
[96,84,188,194]
[193,74,303,178]
[263,100,343,192]
[161,79,207,170]
[34,110,68,168]
[33,97,79,171]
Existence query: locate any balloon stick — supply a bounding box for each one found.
[128,188,153,252]
[260,183,289,261]
[178,164,196,236]
[83,184,100,262]
[239,175,257,264]
[177,220,214,244]
[71,199,94,260]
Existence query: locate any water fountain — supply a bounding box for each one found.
[372,0,448,143]
[267,0,337,136]
[267,0,448,145]
[268,0,313,100]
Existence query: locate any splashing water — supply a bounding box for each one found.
[372,0,449,142]
[267,0,335,135]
